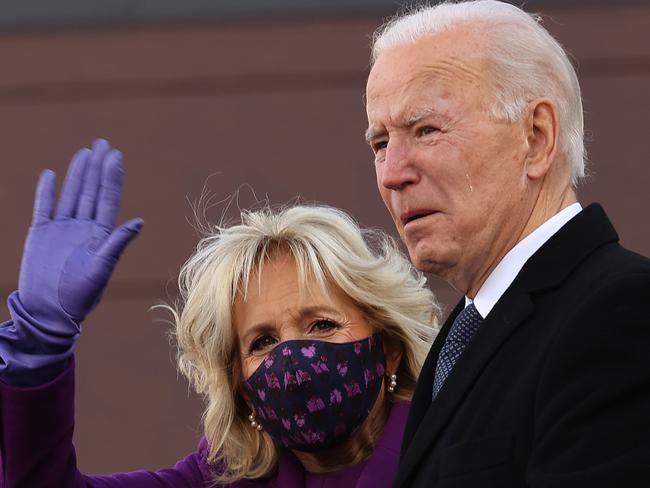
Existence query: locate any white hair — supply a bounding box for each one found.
[168,204,438,483]
[371,0,585,185]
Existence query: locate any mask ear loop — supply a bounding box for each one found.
[387,373,397,393]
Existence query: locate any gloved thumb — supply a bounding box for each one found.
[96,218,144,264]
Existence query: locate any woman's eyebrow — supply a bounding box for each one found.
[240,322,275,345]
[298,305,342,318]
[240,305,345,344]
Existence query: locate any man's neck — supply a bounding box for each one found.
[465,187,578,299]
[469,202,582,317]
[519,188,578,248]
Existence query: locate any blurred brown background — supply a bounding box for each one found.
[0,0,648,474]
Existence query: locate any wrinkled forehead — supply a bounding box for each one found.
[367,22,491,96]
[367,57,487,106]
[367,29,490,100]
[365,45,493,136]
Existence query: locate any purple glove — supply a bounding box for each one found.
[19,139,142,323]
[0,139,142,386]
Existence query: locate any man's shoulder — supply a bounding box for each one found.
[543,240,650,314]
[578,240,650,283]
[532,240,650,339]
[519,204,649,292]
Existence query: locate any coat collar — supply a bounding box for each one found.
[268,400,410,487]
[515,204,618,293]
[394,203,619,487]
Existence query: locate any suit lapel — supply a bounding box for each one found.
[399,300,464,456]
[395,292,534,486]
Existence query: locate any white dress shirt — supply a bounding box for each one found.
[466,203,583,318]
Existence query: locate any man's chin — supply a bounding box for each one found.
[407,247,451,276]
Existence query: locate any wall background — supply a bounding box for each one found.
[0,0,648,474]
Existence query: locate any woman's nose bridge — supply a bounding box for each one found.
[277,322,305,343]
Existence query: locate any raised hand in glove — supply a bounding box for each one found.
[0,139,142,385]
[19,139,143,324]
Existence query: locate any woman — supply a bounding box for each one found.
[0,140,438,487]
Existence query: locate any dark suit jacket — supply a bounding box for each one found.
[394,204,650,487]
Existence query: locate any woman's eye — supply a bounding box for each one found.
[310,319,338,333]
[250,335,277,352]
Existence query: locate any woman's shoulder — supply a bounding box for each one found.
[195,437,273,487]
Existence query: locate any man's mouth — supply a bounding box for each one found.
[400,210,436,226]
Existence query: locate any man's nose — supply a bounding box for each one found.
[379,142,419,191]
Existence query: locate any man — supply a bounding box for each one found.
[365,1,650,487]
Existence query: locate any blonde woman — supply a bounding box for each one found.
[0,140,438,487]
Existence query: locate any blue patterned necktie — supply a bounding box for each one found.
[432,303,484,400]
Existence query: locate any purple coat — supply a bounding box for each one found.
[0,360,410,487]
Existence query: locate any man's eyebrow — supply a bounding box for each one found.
[364,126,385,143]
[365,108,439,142]
[406,108,437,126]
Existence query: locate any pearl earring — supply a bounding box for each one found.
[249,412,263,431]
[387,373,397,393]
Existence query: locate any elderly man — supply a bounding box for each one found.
[365,1,650,487]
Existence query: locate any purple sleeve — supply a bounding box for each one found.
[0,359,214,488]
[0,291,77,387]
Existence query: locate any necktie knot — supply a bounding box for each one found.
[432,303,483,400]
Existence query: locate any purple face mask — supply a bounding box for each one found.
[243,333,386,452]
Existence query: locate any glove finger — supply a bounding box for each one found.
[77,139,111,220]
[94,218,143,266]
[31,169,56,226]
[95,149,124,229]
[54,148,90,218]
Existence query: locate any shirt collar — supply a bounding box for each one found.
[466,203,582,318]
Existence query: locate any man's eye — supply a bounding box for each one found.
[419,126,439,136]
[250,335,277,352]
[372,140,388,153]
[310,319,338,333]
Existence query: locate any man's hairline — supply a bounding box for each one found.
[364,44,518,143]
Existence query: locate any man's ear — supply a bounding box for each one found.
[524,98,560,180]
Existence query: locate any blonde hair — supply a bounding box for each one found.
[371,0,585,185]
[169,204,438,482]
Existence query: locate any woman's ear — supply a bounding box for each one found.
[238,383,254,411]
[383,334,404,376]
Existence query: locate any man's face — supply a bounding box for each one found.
[366,29,532,293]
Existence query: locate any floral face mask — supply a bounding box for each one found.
[244,333,386,452]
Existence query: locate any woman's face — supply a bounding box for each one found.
[234,253,377,379]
